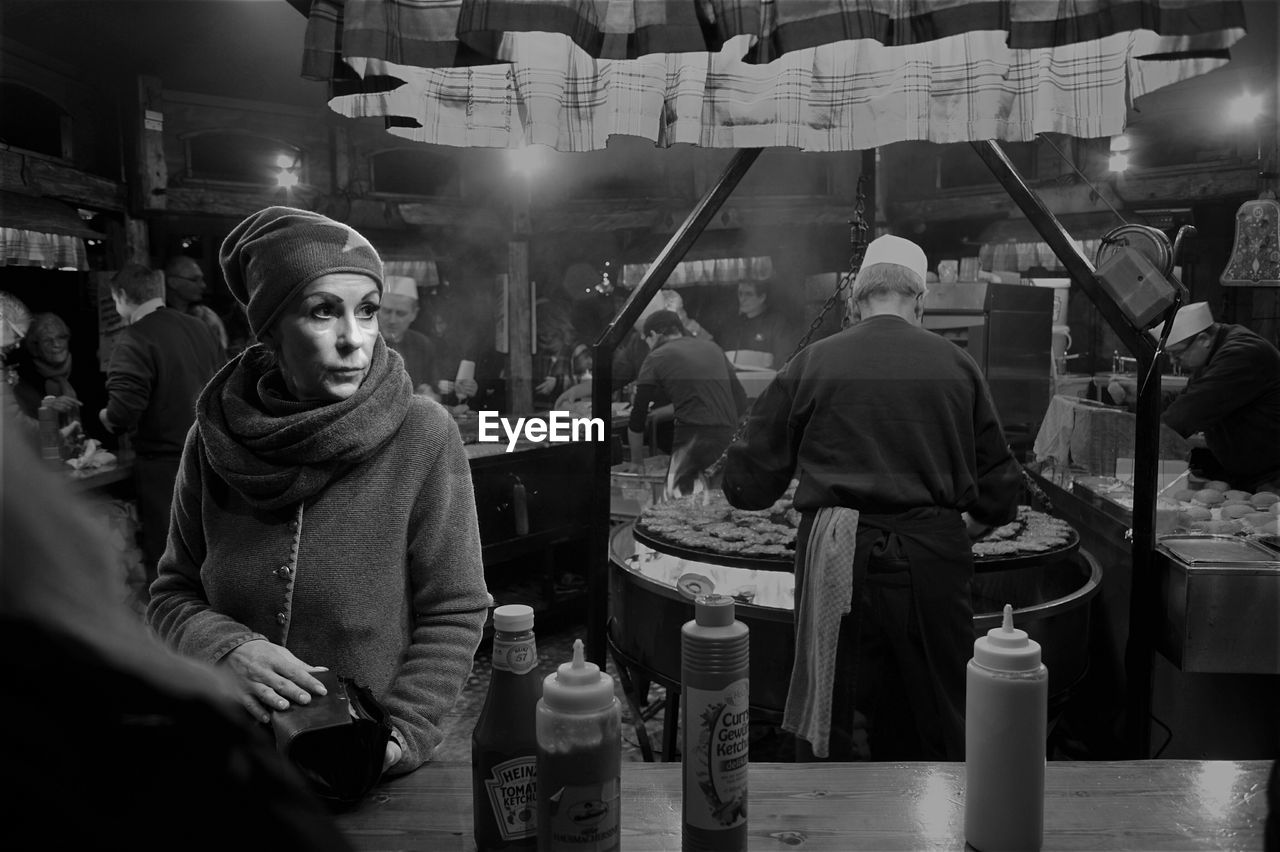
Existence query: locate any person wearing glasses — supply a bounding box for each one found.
[165,254,229,361]
[1109,301,1280,492]
[11,313,81,422]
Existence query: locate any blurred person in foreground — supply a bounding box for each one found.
[1108,301,1280,493]
[1,424,351,851]
[147,207,491,776]
[722,235,1021,762]
[100,263,222,589]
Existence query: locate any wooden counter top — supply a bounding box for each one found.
[337,760,1271,851]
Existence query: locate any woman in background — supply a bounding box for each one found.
[148,206,491,776]
[12,312,81,422]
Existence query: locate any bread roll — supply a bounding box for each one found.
[1180,505,1212,523]
[1193,488,1224,506]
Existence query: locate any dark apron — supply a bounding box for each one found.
[793,506,972,761]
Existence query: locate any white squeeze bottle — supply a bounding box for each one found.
[964,604,1048,852]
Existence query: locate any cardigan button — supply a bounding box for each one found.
[275,565,293,580]
[275,611,287,625]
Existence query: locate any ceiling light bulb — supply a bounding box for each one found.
[276,152,298,169]
[276,170,299,189]
[1227,92,1264,124]
[1109,152,1130,173]
[1109,134,1132,152]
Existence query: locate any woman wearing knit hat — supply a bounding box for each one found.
[147,207,492,778]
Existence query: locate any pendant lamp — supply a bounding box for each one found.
[1221,91,1279,288]
[1220,189,1280,287]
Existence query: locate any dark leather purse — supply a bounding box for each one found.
[270,670,393,810]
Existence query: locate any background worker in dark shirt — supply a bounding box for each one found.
[718,279,799,369]
[100,263,221,594]
[1109,301,1280,492]
[723,235,1021,761]
[624,310,746,495]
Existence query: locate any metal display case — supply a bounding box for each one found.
[1155,535,1280,674]
[923,282,1053,442]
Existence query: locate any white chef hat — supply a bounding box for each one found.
[1150,301,1213,347]
[383,274,418,302]
[860,235,928,285]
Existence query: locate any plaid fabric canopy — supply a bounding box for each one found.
[0,228,89,271]
[622,255,773,288]
[302,0,1246,151]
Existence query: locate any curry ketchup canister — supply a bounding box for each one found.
[472,604,542,851]
[681,593,749,852]
[536,638,622,851]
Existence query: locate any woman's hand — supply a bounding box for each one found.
[222,639,329,723]
[455,377,479,398]
[41,394,81,416]
[383,738,403,772]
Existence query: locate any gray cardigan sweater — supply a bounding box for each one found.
[148,396,490,773]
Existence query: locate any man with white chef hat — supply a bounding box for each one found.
[381,274,438,396]
[1112,301,1280,491]
[723,234,1021,762]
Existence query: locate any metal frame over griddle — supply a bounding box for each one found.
[588,141,1167,758]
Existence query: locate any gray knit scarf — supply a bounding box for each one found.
[197,336,411,510]
[29,352,76,400]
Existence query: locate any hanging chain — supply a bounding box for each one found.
[1020,465,1055,514]
[705,176,870,481]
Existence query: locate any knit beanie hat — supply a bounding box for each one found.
[220,206,384,338]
